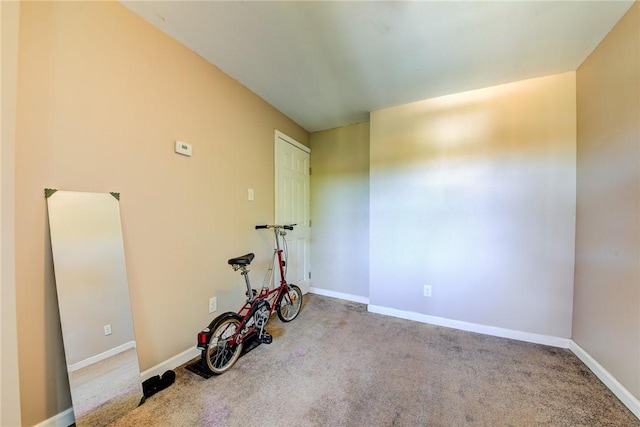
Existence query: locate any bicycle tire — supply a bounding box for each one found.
[276,285,303,322]
[202,313,244,375]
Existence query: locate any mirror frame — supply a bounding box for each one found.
[46,189,143,426]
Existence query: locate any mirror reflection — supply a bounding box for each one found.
[46,190,142,426]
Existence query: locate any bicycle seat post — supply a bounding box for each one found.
[227,253,256,302]
[240,265,255,302]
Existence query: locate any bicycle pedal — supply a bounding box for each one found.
[258,333,273,344]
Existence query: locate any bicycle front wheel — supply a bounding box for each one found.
[202,314,244,375]
[276,285,302,322]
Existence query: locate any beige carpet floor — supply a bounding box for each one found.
[109,294,639,426]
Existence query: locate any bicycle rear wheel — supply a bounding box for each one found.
[276,285,302,322]
[202,314,244,375]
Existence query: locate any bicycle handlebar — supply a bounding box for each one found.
[255,224,296,230]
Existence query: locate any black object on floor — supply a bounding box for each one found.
[184,359,214,379]
[142,370,176,399]
[185,333,262,379]
[258,332,272,344]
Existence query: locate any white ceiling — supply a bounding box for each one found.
[121,1,634,132]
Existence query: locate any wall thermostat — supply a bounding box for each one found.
[175,140,192,156]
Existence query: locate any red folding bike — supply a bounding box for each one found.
[196,224,303,375]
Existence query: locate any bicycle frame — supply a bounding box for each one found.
[197,225,294,349]
[233,226,290,344]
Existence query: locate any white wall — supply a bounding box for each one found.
[369,73,577,338]
[310,122,370,300]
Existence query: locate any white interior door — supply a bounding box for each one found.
[275,131,310,294]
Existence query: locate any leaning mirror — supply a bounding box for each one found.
[46,190,142,426]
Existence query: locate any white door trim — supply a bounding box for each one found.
[275,130,310,154]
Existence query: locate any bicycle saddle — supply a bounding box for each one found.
[228,253,255,266]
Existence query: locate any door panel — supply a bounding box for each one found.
[275,132,310,293]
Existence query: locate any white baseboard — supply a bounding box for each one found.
[569,340,640,419]
[140,346,200,381]
[38,346,200,427]
[67,340,136,373]
[309,286,370,305]
[33,407,74,427]
[367,304,571,348]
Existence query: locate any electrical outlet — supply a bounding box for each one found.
[423,285,432,297]
[104,324,112,336]
[209,297,217,314]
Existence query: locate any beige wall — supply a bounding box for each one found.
[1,1,22,425]
[370,73,577,337]
[574,2,639,399]
[310,122,370,299]
[14,2,307,425]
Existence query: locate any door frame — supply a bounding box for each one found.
[274,130,311,291]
